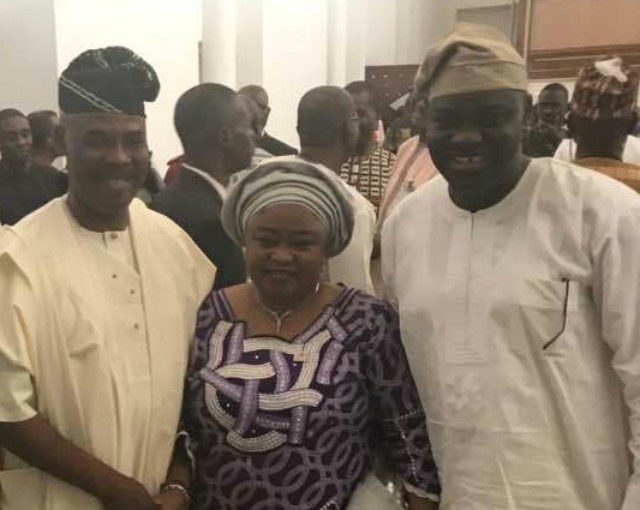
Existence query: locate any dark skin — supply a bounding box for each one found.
[425,89,531,212]
[240,95,267,140]
[0,416,161,509]
[354,107,377,157]
[537,88,568,128]
[186,95,256,186]
[298,91,360,174]
[351,89,373,110]
[0,112,183,509]
[570,112,638,161]
[63,113,150,231]
[239,86,270,134]
[161,205,342,509]
[32,115,65,166]
[0,115,32,169]
[203,204,436,510]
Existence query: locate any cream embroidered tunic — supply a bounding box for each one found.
[382,158,640,510]
[0,197,215,509]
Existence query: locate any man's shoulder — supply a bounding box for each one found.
[538,158,640,215]
[391,174,448,216]
[345,183,376,216]
[1,198,67,267]
[151,174,221,219]
[10,197,65,237]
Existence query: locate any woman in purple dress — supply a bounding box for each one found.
[161,159,440,510]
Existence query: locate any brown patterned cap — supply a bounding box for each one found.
[571,57,639,121]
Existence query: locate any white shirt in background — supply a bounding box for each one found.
[383,158,640,510]
[555,135,640,165]
[182,163,228,200]
[327,182,376,295]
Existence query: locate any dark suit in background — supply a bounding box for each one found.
[0,162,67,225]
[259,132,298,157]
[150,167,246,289]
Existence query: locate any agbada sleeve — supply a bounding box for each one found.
[589,196,640,510]
[0,236,39,423]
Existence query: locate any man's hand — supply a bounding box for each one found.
[153,487,189,510]
[99,475,160,510]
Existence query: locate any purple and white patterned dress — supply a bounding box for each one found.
[181,287,440,509]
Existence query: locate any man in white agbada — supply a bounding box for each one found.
[382,23,640,509]
[0,47,215,509]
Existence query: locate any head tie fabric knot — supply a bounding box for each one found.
[414,22,527,100]
[222,157,355,257]
[59,46,160,116]
[571,56,639,121]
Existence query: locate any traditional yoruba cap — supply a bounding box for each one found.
[59,46,160,117]
[571,57,639,121]
[222,157,354,257]
[414,23,527,100]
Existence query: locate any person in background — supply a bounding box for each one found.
[556,77,640,164]
[136,151,166,205]
[383,103,417,154]
[383,23,640,509]
[238,84,298,157]
[340,106,396,215]
[238,94,273,167]
[0,46,215,510]
[169,158,440,509]
[570,57,640,192]
[345,80,385,145]
[151,83,255,289]
[163,154,185,186]
[523,83,569,157]
[297,85,376,295]
[27,110,66,169]
[377,88,438,230]
[0,108,67,225]
[345,80,375,110]
[536,82,569,133]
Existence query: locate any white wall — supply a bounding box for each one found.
[0,0,58,113]
[54,0,201,171]
[366,0,518,67]
[262,0,329,148]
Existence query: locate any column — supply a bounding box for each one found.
[201,0,238,87]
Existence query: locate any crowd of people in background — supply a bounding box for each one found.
[1,20,640,510]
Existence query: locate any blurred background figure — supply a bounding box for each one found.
[570,56,640,191]
[151,83,255,289]
[136,150,166,205]
[345,80,385,146]
[27,110,66,169]
[383,100,417,154]
[0,108,66,225]
[238,84,298,157]
[523,83,568,157]
[340,106,395,215]
[297,85,376,295]
[537,82,569,134]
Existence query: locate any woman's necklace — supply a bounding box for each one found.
[253,283,321,333]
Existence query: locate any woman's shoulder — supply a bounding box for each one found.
[335,287,397,320]
[198,283,250,325]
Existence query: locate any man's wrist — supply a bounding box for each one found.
[161,481,191,505]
